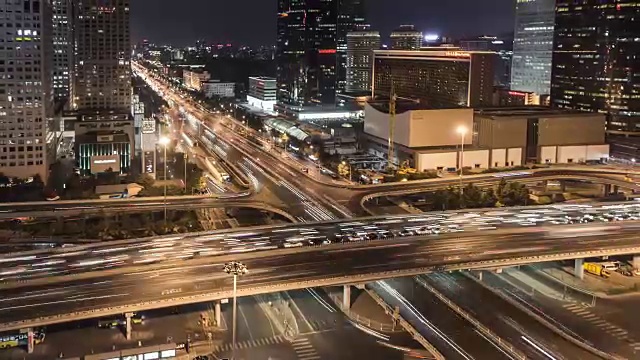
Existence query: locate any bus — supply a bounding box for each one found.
[0,330,45,349]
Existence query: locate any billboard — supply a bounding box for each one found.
[90,155,120,174]
[142,118,156,134]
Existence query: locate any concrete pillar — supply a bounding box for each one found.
[574,258,584,280]
[603,184,611,196]
[214,301,222,327]
[477,270,483,281]
[633,255,640,270]
[613,185,619,194]
[25,328,34,354]
[125,312,133,340]
[559,180,566,193]
[495,268,503,274]
[343,285,351,309]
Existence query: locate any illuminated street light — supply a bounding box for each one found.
[159,136,171,222]
[456,126,468,196]
[224,261,248,355]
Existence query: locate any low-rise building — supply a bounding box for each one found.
[247,77,277,111]
[74,114,134,176]
[363,105,609,171]
[202,80,235,98]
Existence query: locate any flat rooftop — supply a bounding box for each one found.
[474,107,603,118]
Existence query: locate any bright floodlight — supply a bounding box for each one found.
[159,136,171,146]
[456,126,468,135]
[424,34,439,42]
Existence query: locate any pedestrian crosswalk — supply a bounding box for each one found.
[291,336,320,360]
[213,335,286,353]
[563,302,640,350]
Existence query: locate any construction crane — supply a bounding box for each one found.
[387,83,397,172]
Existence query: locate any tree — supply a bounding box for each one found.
[136,173,156,190]
[462,184,483,208]
[0,173,9,186]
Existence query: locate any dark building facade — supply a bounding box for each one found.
[551,0,640,134]
[372,50,495,108]
[346,31,380,93]
[276,0,367,106]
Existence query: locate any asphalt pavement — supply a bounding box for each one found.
[5,225,640,328]
[422,272,599,359]
[371,278,511,360]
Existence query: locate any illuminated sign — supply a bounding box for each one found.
[318,49,337,54]
[508,91,527,96]
[444,51,470,58]
[142,118,156,134]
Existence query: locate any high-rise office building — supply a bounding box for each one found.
[551,0,640,134]
[336,0,368,95]
[346,31,380,93]
[390,25,422,50]
[373,50,495,108]
[0,0,52,180]
[52,0,73,107]
[510,0,554,95]
[276,0,367,106]
[73,0,131,113]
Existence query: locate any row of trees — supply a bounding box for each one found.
[10,210,203,240]
[426,179,530,211]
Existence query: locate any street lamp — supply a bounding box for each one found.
[159,136,171,222]
[224,261,248,355]
[456,126,467,196]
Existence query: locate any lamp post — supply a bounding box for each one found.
[224,261,248,357]
[456,126,467,196]
[159,136,171,222]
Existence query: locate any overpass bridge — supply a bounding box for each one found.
[1,220,640,333]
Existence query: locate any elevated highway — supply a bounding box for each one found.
[2,221,640,332]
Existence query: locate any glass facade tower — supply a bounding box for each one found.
[276,0,367,106]
[510,0,555,95]
[551,0,640,134]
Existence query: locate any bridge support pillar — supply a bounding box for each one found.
[613,185,619,194]
[476,270,483,281]
[23,328,34,353]
[125,312,133,340]
[574,259,584,280]
[603,184,612,196]
[215,301,222,328]
[559,180,566,193]
[633,255,640,271]
[343,285,351,309]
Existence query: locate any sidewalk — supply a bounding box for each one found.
[535,264,640,298]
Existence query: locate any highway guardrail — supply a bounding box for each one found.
[462,271,623,360]
[363,285,444,360]
[414,275,527,360]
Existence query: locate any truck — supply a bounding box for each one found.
[583,262,610,278]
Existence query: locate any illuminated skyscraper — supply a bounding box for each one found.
[276,0,367,106]
[0,0,52,180]
[551,0,640,134]
[346,31,380,93]
[73,0,131,113]
[52,0,73,106]
[510,0,554,95]
[390,25,422,50]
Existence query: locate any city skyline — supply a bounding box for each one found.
[130,0,515,47]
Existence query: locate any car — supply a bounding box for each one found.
[398,229,415,237]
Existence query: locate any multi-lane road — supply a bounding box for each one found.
[3,219,640,331]
[2,201,640,283]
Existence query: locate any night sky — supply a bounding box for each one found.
[131,0,515,47]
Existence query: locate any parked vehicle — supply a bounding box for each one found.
[583,262,610,278]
